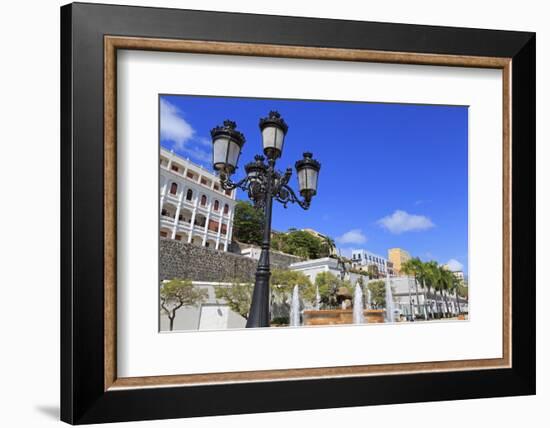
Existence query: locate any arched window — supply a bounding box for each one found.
[200,195,207,206]
[170,182,178,195]
[223,204,229,214]
[213,200,219,211]
[186,189,193,201]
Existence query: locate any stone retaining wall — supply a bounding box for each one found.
[160,239,300,282]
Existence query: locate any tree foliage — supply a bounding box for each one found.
[366,264,379,279]
[402,258,468,317]
[314,271,352,309]
[270,268,315,305]
[160,279,208,330]
[367,280,386,307]
[271,229,335,259]
[215,280,254,320]
[233,201,264,245]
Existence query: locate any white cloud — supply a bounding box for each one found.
[160,99,195,148]
[160,99,210,162]
[195,136,212,147]
[377,210,434,234]
[445,258,464,272]
[181,146,211,163]
[336,229,367,245]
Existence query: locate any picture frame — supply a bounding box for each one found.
[61,2,535,424]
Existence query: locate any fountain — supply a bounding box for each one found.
[353,282,365,324]
[290,285,301,327]
[315,285,321,311]
[385,272,395,323]
[366,286,372,309]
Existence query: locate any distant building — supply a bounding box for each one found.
[239,244,303,266]
[160,148,236,251]
[441,264,466,282]
[350,249,390,276]
[388,248,411,275]
[289,257,362,285]
[452,271,465,281]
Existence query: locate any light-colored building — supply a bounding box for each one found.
[351,249,390,275]
[240,244,303,265]
[289,257,362,286]
[452,271,465,281]
[388,248,411,274]
[160,148,237,251]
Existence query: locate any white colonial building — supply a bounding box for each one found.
[160,148,236,251]
[289,257,362,285]
[351,249,390,275]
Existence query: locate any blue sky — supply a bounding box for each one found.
[160,94,468,273]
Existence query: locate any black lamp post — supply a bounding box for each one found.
[211,111,321,328]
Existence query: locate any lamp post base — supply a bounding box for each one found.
[246,269,271,328]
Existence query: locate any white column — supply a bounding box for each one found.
[226,208,234,242]
[202,198,212,246]
[215,216,223,250]
[171,191,184,240]
[222,208,234,251]
[159,180,168,214]
[187,189,198,244]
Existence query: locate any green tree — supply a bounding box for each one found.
[215,280,254,320]
[367,264,379,279]
[160,279,208,331]
[367,280,386,307]
[401,257,425,319]
[439,267,454,316]
[271,232,285,252]
[424,261,442,318]
[319,235,336,257]
[314,271,342,308]
[233,201,264,245]
[449,273,464,314]
[270,269,314,312]
[280,230,324,259]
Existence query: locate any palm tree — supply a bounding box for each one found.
[450,274,462,315]
[321,235,336,257]
[415,260,430,320]
[424,261,442,318]
[439,267,454,317]
[401,258,424,320]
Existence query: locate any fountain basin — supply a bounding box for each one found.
[303,309,385,325]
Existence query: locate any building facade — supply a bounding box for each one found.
[160,148,236,251]
[452,270,465,281]
[388,247,411,275]
[351,249,390,275]
[289,257,362,286]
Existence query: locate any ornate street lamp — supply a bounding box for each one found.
[211,111,321,328]
[211,120,246,175]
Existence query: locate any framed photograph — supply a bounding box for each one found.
[61,2,535,424]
